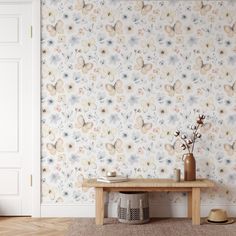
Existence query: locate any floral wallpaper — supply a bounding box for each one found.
[41,0,236,205]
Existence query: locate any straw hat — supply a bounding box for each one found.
[205,209,234,225]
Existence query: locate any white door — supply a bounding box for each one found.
[0,3,32,215]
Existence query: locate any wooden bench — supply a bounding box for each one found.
[82,178,214,225]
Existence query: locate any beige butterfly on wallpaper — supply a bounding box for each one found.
[46,20,64,37]
[135,1,153,15]
[134,57,152,74]
[75,0,93,14]
[224,81,236,97]
[164,21,182,37]
[76,56,93,73]
[46,138,64,155]
[164,140,183,156]
[46,79,64,96]
[194,1,212,15]
[164,80,182,96]
[105,80,123,96]
[224,141,236,156]
[199,122,212,133]
[105,139,123,155]
[105,20,123,37]
[193,57,212,75]
[75,115,93,133]
[224,22,236,37]
[134,116,152,134]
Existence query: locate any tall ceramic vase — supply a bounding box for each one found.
[182,153,196,181]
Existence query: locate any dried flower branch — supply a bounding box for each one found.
[174,114,205,154]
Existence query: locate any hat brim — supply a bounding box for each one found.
[205,218,234,225]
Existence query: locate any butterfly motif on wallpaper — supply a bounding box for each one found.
[224,22,236,37]
[193,57,212,75]
[135,1,153,15]
[75,115,93,133]
[164,21,182,37]
[164,140,183,156]
[134,57,152,74]
[75,0,93,14]
[76,56,93,73]
[194,1,212,15]
[224,81,236,96]
[224,141,236,156]
[105,21,123,37]
[105,139,123,155]
[46,79,64,96]
[105,80,123,96]
[134,116,152,134]
[46,138,64,155]
[164,80,182,96]
[46,20,64,37]
[199,122,212,133]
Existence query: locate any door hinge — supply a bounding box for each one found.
[30,174,33,186]
[30,26,33,38]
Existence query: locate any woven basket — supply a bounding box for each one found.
[117,192,149,224]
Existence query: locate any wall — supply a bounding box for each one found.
[41,0,236,216]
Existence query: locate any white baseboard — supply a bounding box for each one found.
[41,204,95,217]
[41,203,236,217]
[108,202,236,218]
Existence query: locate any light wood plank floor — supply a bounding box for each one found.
[0,217,73,236]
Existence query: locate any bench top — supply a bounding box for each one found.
[82,178,214,188]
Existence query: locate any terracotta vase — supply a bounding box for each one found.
[182,153,196,181]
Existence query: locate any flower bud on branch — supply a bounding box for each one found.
[181,144,186,150]
[196,133,201,138]
[174,130,180,137]
[187,139,193,144]
[199,114,205,120]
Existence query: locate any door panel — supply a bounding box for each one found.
[0,3,32,215]
[0,60,19,152]
[0,16,19,43]
[0,169,19,195]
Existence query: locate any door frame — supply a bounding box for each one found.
[0,0,41,217]
[31,0,41,217]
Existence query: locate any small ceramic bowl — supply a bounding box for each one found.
[106,171,116,177]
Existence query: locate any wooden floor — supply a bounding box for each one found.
[0,217,72,236]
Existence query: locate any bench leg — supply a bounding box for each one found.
[95,187,104,225]
[192,188,200,225]
[188,191,192,218]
